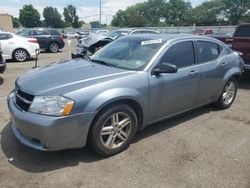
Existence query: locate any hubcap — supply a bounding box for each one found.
[222,81,236,105]
[50,43,59,52]
[15,50,27,61]
[100,112,132,149]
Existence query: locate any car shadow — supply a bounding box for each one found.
[0,77,4,85]
[239,73,250,89]
[1,105,216,173]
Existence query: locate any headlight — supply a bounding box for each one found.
[29,96,74,116]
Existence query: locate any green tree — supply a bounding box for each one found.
[187,0,225,26]
[165,0,192,26]
[19,5,41,28]
[63,5,82,28]
[222,0,250,25]
[12,17,20,28]
[143,0,166,26]
[111,3,150,27]
[43,7,64,28]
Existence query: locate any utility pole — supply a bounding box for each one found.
[99,0,102,24]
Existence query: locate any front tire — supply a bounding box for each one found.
[215,78,237,109]
[89,104,138,156]
[13,49,28,62]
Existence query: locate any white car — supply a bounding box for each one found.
[0,32,40,62]
[66,32,78,38]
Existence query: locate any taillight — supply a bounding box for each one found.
[28,38,38,43]
[59,35,64,41]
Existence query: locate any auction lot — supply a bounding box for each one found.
[0,40,250,188]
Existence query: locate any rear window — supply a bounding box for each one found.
[46,30,61,35]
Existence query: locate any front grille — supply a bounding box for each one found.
[14,89,34,112]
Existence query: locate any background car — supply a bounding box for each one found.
[95,30,109,35]
[0,32,39,62]
[0,48,6,73]
[66,32,79,39]
[75,28,160,57]
[106,28,160,40]
[17,28,65,53]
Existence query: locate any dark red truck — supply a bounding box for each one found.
[213,23,250,71]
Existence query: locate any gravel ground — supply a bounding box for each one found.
[0,40,250,188]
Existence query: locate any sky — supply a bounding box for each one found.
[0,0,204,24]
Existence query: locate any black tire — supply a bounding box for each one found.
[12,49,29,62]
[89,104,138,156]
[49,42,59,53]
[215,78,237,109]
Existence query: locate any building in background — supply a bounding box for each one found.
[0,14,13,32]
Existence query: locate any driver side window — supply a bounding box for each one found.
[160,41,195,68]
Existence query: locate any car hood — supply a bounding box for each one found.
[16,59,135,95]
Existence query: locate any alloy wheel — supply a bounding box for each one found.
[49,43,59,53]
[222,81,236,105]
[100,112,132,149]
[15,50,27,62]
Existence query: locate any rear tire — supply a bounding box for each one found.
[89,104,138,156]
[49,42,59,53]
[215,78,237,109]
[13,49,29,62]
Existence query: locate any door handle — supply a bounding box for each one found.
[189,70,198,76]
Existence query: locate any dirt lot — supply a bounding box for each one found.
[0,40,250,188]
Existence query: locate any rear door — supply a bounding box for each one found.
[148,40,201,121]
[195,40,227,104]
[33,30,50,49]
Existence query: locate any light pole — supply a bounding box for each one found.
[99,0,102,24]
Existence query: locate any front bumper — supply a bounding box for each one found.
[8,93,95,151]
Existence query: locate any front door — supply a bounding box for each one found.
[148,41,200,121]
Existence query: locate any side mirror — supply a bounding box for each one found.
[153,62,178,75]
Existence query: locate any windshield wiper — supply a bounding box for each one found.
[90,58,116,67]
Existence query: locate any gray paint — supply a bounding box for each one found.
[8,34,244,151]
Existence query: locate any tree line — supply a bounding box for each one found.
[12,4,84,28]
[111,0,250,27]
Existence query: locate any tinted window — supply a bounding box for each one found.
[234,25,250,37]
[160,41,195,68]
[35,30,49,35]
[0,33,12,40]
[19,30,34,36]
[46,30,61,35]
[197,41,221,63]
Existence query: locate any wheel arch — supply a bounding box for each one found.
[88,97,145,136]
[12,48,30,60]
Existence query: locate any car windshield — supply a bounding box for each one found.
[107,30,129,40]
[90,37,165,70]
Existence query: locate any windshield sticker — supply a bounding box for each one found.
[141,39,163,45]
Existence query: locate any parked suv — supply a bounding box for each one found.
[8,34,244,156]
[18,29,65,53]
